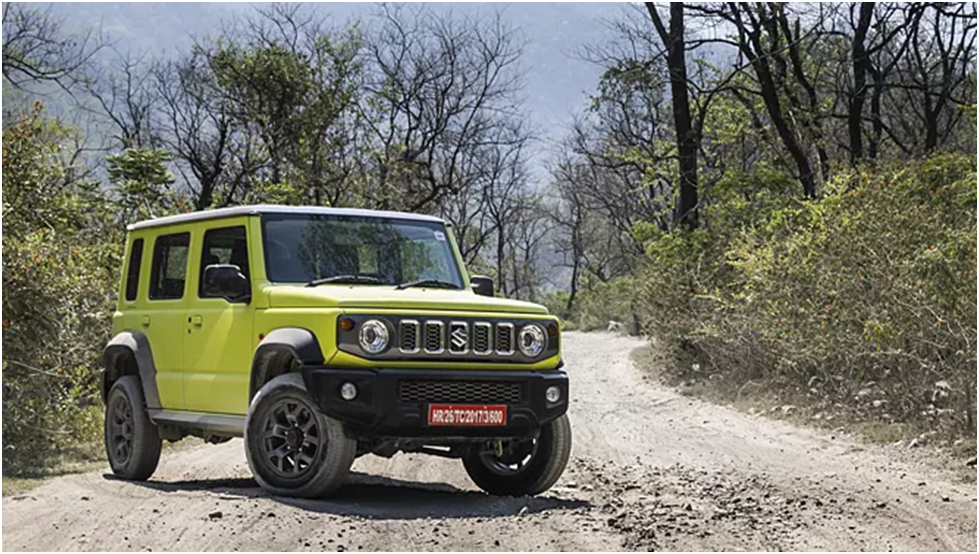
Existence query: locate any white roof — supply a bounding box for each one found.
[127,204,445,230]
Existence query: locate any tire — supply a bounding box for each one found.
[463,414,572,496]
[244,373,356,498]
[104,375,162,480]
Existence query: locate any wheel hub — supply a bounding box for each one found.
[284,426,303,449]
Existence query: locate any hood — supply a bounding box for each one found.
[265,284,549,315]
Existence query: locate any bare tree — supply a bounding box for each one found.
[2,3,105,93]
[646,2,698,229]
[361,4,527,213]
[82,49,160,149]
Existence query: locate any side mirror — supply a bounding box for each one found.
[204,264,249,302]
[470,275,495,297]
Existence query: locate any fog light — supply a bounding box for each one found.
[545,385,561,403]
[340,382,358,401]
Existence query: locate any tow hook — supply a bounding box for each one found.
[494,440,504,457]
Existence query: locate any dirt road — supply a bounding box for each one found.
[4,332,976,551]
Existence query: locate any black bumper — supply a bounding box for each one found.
[300,366,569,440]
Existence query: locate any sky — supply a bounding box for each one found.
[48,2,637,185]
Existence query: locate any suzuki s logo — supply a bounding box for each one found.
[450,326,468,350]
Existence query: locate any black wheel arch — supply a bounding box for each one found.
[250,327,324,400]
[101,331,161,410]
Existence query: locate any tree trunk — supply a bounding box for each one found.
[646,2,698,229]
[753,54,817,197]
[849,3,874,162]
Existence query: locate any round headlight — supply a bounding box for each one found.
[518,324,547,357]
[358,319,390,354]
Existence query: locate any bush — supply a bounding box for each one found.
[638,153,977,438]
[2,105,122,475]
[541,276,643,333]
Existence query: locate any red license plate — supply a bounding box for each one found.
[427,404,507,426]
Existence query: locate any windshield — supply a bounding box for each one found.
[261,214,464,288]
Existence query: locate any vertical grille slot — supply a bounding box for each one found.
[448,321,469,354]
[495,322,514,355]
[399,320,420,353]
[473,322,492,355]
[424,320,444,354]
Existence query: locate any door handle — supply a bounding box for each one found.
[141,315,150,327]
[192,315,203,326]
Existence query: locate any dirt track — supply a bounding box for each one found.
[3,332,976,551]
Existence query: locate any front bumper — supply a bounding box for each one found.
[301,366,569,440]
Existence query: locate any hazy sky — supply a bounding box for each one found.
[51,2,635,184]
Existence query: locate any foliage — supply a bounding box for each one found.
[2,104,120,474]
[637,153,978,438]
[106,148,184,224]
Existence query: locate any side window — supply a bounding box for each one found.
[149,233,190,300]
[124,238,144,301]
[199,226,249,298]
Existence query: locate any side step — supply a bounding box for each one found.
[148,410,246,438]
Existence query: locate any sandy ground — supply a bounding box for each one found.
[3,332,976,551]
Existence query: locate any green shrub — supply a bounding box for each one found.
[2,105,122,475]
[639,153,977,438]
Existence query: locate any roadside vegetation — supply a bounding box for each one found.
[2,3,975,477]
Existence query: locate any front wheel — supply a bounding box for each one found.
[462,414,572,496]
[244,373,356,498]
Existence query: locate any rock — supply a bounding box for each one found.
[581,484,594,491]
[208,511,222,519]
[941,496,951,502]
[494,540,501,547]
[908,438,924,448]
[517,506,529,517]
[607,320,622,332]
[966,457,977,467]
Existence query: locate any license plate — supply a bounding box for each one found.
[427,404,507,426]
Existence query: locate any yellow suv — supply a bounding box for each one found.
[102,205,570,497]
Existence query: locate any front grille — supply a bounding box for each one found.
[496,322,514,355]
[424,321,444,353]
[398,380,523,404]
[399,320,419,353]
[473,322,492,355]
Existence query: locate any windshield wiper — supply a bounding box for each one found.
[395,278,460,291]
[307,275,382,287]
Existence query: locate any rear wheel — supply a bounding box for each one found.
[104,375,162,480]
[244,373,355,498]
[463,414,572,496]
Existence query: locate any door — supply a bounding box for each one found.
[145,231,192,409]
[183,224,254,415]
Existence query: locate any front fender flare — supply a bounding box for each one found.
[250,328,324,400]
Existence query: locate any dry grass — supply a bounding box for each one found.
[629,342,958,452]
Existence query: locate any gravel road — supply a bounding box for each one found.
[3,332,976,551]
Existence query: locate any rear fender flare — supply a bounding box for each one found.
[101,331,161,409]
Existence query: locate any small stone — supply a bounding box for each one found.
[208,511,223,519]
[966,457,977,467]
[80,496,90,501]
[517,506,529,516]
[267,512,276,518]
[494,540,501,547]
